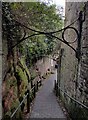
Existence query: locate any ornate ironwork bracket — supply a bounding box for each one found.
[62,11,84,61]
[11,11,85,61]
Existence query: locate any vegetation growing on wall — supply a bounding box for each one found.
[2,2,63,118]
[10,2,63,67]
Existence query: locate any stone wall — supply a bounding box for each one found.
[35,57,51,76]
[29,56,56,85]
[60,2,84,100]
[0,2,2,120]
[35,57,55,76]
[77,2,88,104]
[59,2,88,119]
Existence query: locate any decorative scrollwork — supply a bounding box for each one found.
[62,26,79,44]
[10,11,84,61]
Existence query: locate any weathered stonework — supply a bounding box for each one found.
[0,2,2,119]
[59,2,88,119]
[78,2,88,104]
[60,2,83,99]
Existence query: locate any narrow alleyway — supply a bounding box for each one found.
[30,70,67,119]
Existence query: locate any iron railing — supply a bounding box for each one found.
[8,10,85,61]
[10,79,42,119]
[54,80,88,110]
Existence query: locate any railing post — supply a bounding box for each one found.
[19,96,25,112]
[37,81,38,91]
[31,80,33,88]
[40,79,42,86]
[27,90,30,113]
[56,83,58,96]
[34,84,36,98]
[54,80,58,96]
[54,80,56,90]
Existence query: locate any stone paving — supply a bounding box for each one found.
[30,70,67,119]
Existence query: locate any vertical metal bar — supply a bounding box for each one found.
[56,83,58,97]
[57,49,62,97]
[75,11,84,101]
[76,11,83,61]
[27,90,30,113]
[54,80,56,90]
[37,81,38,91]
[40,80,42,86]
[31,80,33,88]
[34,84,36,98]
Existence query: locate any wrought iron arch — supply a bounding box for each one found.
[11,11,85,61]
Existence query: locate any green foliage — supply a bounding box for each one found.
[2,2,63,67]
[16,61,30,96]
[9,2,63,67]
[16,66,27,83]
[2,3,63,118]
[20,57,30,78]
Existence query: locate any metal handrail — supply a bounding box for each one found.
[57,85,88,110]
[10,79,42,118]
[30,86,35,92]
[11,87,33,118]
[11,93,28,118]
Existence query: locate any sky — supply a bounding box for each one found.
[39,0,65,8]
[53,0,65,8]
[39,0,65,15]
[52,0,65,16]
